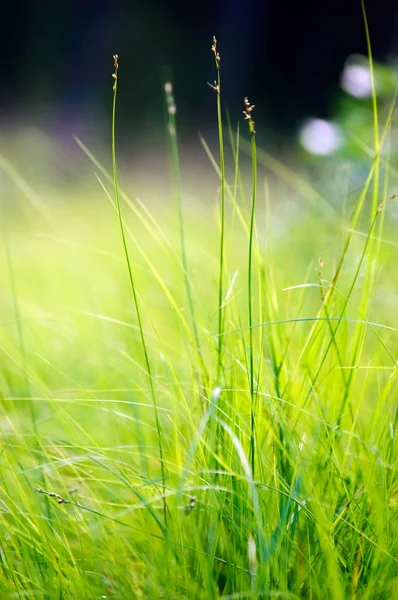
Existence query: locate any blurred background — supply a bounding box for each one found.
[1,0,398,194]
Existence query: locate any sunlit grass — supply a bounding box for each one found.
[1,43,398,599]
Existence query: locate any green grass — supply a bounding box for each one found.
[1,46,398,599]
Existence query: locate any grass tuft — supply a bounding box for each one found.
[0,36,397,600]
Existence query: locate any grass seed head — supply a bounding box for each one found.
[211,35,220,69]
[112,54,119,92]
[243,97,256,134]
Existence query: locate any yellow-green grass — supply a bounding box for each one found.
[1,28,398,595]
[1,136,397,598]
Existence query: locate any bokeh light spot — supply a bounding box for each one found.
[299,119,343,156]
[341,63,373,98]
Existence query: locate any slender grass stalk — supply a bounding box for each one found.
[163,82,208,385]
[362,0,380,218]
[210,37,226,381]
[111,55,167,528]
[336,1,384,425]
[244,97,257,476]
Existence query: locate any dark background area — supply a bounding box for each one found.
[1,0,397,145]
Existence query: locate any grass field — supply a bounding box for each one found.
[1,48,398,598]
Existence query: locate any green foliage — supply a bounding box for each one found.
[0,49,398,600]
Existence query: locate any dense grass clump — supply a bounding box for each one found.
[1,45,398,599]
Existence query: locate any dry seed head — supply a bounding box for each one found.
[244,97,255,112]
[112,54,119,92]
[211,35,220,69]
[36,487,70,505]
[207,80,220,94]
[243,97,256,133]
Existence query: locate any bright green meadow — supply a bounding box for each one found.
[0,49,398,599]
